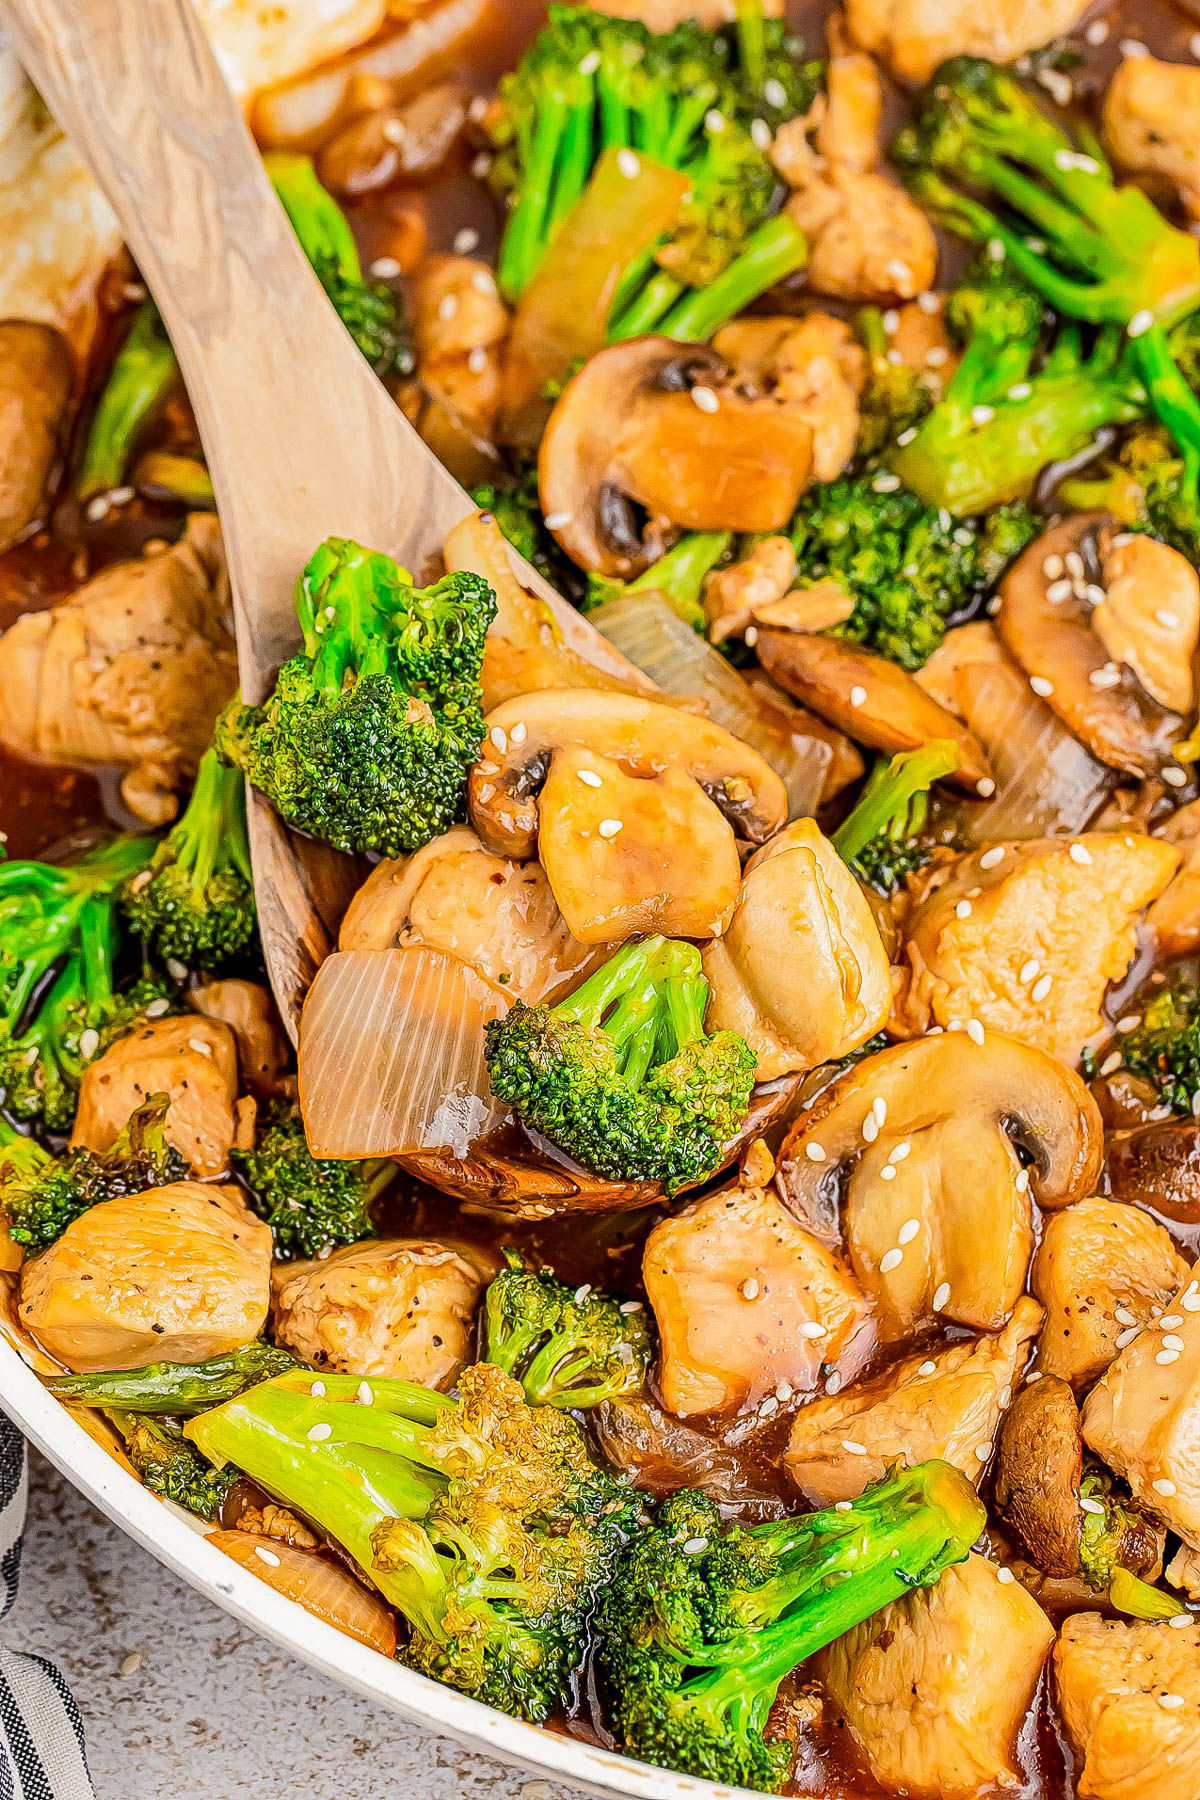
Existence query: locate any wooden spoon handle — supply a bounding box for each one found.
[0,0,439,696]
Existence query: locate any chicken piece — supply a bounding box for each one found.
[271,1239,493,1388]
[1033,1198,1190,1390]
[1150,799,1200,958]
[411,255,508,438]
[643,1175,874,1416]
[0,516,236,823]
[1104,53,1200,221]
[771,54,937,301]
[338,825,595,1003]
[711,312,867,496]
[892,833,1179,1067]
[844,0,1091,86]
[785,1296,1042,1504]
[703,535,797,645]
[1091,535,1200,716]
[18,1180,271,1371]
[822,1553,1054,1794]
[915,621,1008,714]
[187,979,290,1100]
[1167,1543,1200,1602]
[702,818,892,1080]
[0,321,72,552]
[1056,1613,1200,1800]
[1083,1260,1200,1547]
[71,1015,244,1178]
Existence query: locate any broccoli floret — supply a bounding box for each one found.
[121,744,255,970]
[0,1095,186,1251]
[853,307,935,462]
[109,1411,239,1522]
[597,1461,984,1790]
[894,56,1200,497]
[731,6,821,130]
[887,263,1149,516]
[216,537,496,858]
[481,1251,652,1409]
[491,7,808,335]
[1116,981,1200,1116]
[832,741,960,894]
[484,936,755,1194]
[584,532,732,630]
[188,1361,638,1722]
[0,837,169,1131]
[231,1101,393,1258]
[788,471,1036,670]
[76,300,179,501]
[43,1344,298,1414]
[1058,423,1200,565]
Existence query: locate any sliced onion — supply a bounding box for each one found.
[588,594,832,818]
[299,947,510,1160]
[953,659,1113,844]
[209,1532,397,1656]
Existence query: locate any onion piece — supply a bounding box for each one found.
[952,660,1113,844]
[588,594,832,818]
[208,1532,397,1657]
[299,947,510,1160]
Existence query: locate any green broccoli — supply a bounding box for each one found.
[853,307,935,462]
[120,744,255,970]
[887,263,1148,516]
[481,1251,652,1409]
[0,1095,186,1251]
[1057,422,1200,565]
[1114,980,1200,1116]
[832,741,960,894]
[893,55,1200,495]
[231,1101,393,1258]
[788,471,1036,671]
[596,1461,985,1790]
[76,301,179,501]
[484,936,756,1194]
[490,6,809,333]
[109,1412,240,1522]
[215,536,496,858]
[43,1344,298,1415]
[188,1361,639,1723]
[584,532,732,630]
[0,837,171,1131]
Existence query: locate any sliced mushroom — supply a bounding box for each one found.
[1091,535,1200,717]
[776,1033,1102,1334]
[467,687,788,860]
[702,818,891,1080]
[995,514,1186,779]
[0,321,72,552]
[755,628,990,792]
[994,1376,1087,1579]
[538,338,816,578]
[1107,1116,1200,1228]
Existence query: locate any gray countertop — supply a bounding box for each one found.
[6,1449,585,1800]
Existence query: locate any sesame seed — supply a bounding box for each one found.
[986,237,1006,262]
[1085,18,1109,43]
[369,255,401,281]
[850,685,867,707]
[490,725,508,752]
[834,1499,853,1511]
[1192,33,1200,58]
[1019,959,1040,984]
[741,1277,760,1300]
[805,1142,827,1162]
[1171,1610,1194,1627]
[976,777,996,796]
[1115,1306,1137,1326]
[750,117,772,150]
[862,1114,879,1143]
[1069,842,1093,865]
[873,472,902,493]
[800,1321,828,1339]
[841,1439,868,1456]
[1116,1014,1141,1033]
[1037,68,1073,106]
[889,1142,911,1164]
[597,819,623,838]
[437,292,459,321]
[873,1097,887,1126]
[577,768,602,788]
[1162,1316,1184,1330]
[898,1219,921,1245]
[1031,975,1052,1003]
[971,404,995,425]
[145,997,170,1018]
[882,309,900,334]
[578,48,601,73]
[471,153,492,178]
[617,149,641,179]
[918,1360,937,1376]
[78,1027,100,1059]
[826,1371,843,1395]
[926,346,949,368]
[691,385,720,414]
[120,1651,144,1675]
[453,227,480,255]
[764,77,787,108]
[543,509,574,530]
[933,1281,951,1310]
[682,1536,709,1555]
[1079,1496,1105,1515]
[880,1248,904,1273]
[967,1019,985,1046]
[509,722,527,745]
[705,108,726,133]
[996,1565,1015,1583]
[1045,578,1073,604]
[1120,37,1149,57]
[620,1300,643,1314]
[1185,1290,1200,1313]
[86,496,111,522]
[310,1379,326,1397]
[1164,766,1188,788]
[1163,1335,1186,1352]
[1154,1478,1179,1496]
[1157,609,1181,630]
[467,346,488,374]
[1030,675,1054,698]
[356,1380,374,1406]
[956,900,973,919]
[1007,383,1032,401]
[254,1546,281,1567]
[880,1165,896,1180]
[1159,1693,1185,1711]
[980,847,1005,869]
[1128,308,1155,338]
[975,1442,993,1461]
[1016,1168,1030,1193]
[896,426,918,446]
[1156,1349,1181,1366]
[1043,555,1065,579]
[307,1423,332,1442]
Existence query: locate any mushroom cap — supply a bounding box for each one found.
[776,1030,1104,1242]
[993,1375,1085,1579]
[467,687,789,859]
[755,627,990,792]
[995,513,1184,779]
[1107,1117,1200,1227]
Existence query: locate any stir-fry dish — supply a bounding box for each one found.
[6,1,1200,1794]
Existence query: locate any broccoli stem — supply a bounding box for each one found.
[623,531,732,631]
[174,745,252,894]
[43,1345,297,1416]
[1129,324,1200,497]
[608,268,688,340]
[655,215,807,343]
[832,741,960,866]
[77,301,179,500]
[264,151,362,286]
[734,0,767,97]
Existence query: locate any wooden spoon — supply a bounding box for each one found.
[0,0,644,1039]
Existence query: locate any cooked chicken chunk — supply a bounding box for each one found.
[643,1174,874,1416]
[1083,1260,1200,1548]
[0,517,236,823]
[0,321,72,552]
[71,1015,245,1178]
[702,818,891,1080]
[411,255,508,440]
[892,833,1179,1066]
[187,979,289,1100]
[271,1239,493,1388]
[18,1181,271,1371]
[772,54,937,301]
[1104,53,1200,220]
[338,825,595,1003]
[718,313,868,483]
[703,535,798,645]
[1056,1613,1200,1800]
[785,1296,1042,1504]
[822,1553,1054,1794]
[1091,535,1200,716]
[1033,1199,1190,1389]
[844,0,1091,85]
[1149,798,1200,957]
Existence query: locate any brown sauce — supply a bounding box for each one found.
[2,3,1198,1793]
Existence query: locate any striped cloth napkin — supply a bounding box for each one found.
[0,1415,96,1799]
